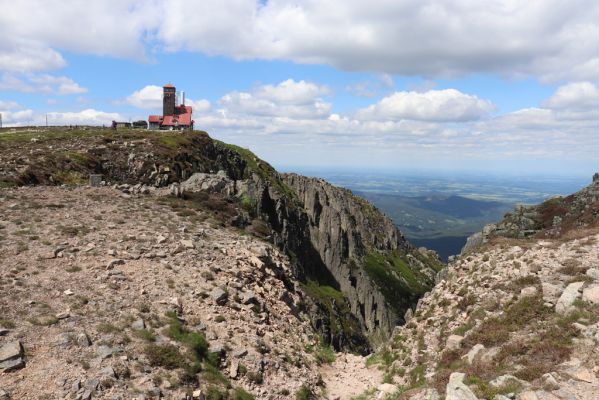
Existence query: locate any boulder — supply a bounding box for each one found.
[555,282,584,314]
[445,372,478,400]
[520,286,538,298]
[517,392,538,400]
[180,240,195,249]
[541,282,562,303]
[446,335,464,351]
[131,319,146,330]
[586,268,599,281]
[0,341,24,372]
[463,344,485,365]
[582,284,599,305]
[211,288,228,305]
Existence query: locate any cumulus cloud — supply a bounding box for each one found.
[126,85,163,109]
[356,89,495,122]
[3,1,599,81]
[218,79,331,118]
[125,85,211,112]
[543,82,599,110]
[45,109,123,126]
[0,73,86,95]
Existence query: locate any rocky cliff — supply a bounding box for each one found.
[0,127,442,351]
[283,174,442,341]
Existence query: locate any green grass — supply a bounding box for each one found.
[362,250,433,314]
[314,345,336,365]
[232,388,255,400]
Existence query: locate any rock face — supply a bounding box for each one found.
[282,174,441,340]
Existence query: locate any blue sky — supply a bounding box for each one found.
[1,1,599,177]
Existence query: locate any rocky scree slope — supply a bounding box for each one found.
[0,186,325,399]
[355,174,599,400]
[0,127,442,353]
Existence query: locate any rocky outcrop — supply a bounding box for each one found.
[0,129,442,350]
[282,174,442,340]
[462,172,599,253]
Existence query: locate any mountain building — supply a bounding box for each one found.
[148,84,194,130]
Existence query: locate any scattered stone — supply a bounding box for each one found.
[490,375,527,389]
[230,359,239,378]
[445,372,478,400]
[232,348,248,358]
[192,389,204,399]
[445,335,464,351]
[0,389,9,400]
[463,344,485,365]
[156,235,167,244]
[63,289,74,296]
[97,345,119,359]
[77,333,91,347]
[211,287,228,305]
[56,312,70,320]
[541,282,562,304]
[541,373,559,390]
[517,391,538,400]
[0,341,24,372]
[586,268,599,281]
[180,239,194,249]
[555,282,584,314]
[520,286,538,298]
[99,366,116,379]
[241,290,258,305]
[564,366,597,383]
[582,284,599,305]
[131,319,145,330]
[106,259,125,269]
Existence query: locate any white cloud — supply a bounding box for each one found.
[356,89,495,122]
[3,1,599,81]
[126,85,163,109]
[45,109,123,126]
[126,85,211,113]
[543,82,599,110]
[218,79,331,118]
[0,73,86,95]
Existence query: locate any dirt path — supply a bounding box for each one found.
[320,353,383,399]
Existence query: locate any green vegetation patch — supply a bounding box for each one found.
[362,250,432,312]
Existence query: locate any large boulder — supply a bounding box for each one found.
[555,282,584,314]
[445,372,478,400]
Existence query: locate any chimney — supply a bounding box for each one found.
[181,91,185,106]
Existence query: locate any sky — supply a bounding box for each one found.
[1,1,599,176]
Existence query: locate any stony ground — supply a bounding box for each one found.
[0,185,383,399]
[353,232,599,400]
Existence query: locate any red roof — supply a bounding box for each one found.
[160,105,193,126]
[148,115,161,123]
[163,83,175,88]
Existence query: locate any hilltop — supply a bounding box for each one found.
[0,126,441,399]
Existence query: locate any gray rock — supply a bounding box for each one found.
[230,359,239,378]
[106,259,125,269]
[131,319,145,330]
[555,282,584,314]
[211,287,228,305]
[520,286,538,298]
[586,268,599,281]
[241,290,258,305]
[446,335,464,351]
[77,333,91,347]
[463,344,485,365]
[582,284,599,304]
[99,366,116,379]
[0,388,9,400]
[232,348,248,358]
[490,375,527,388]
[97,345,120,359]
[0,341,24,372]
[445,372,478,400]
